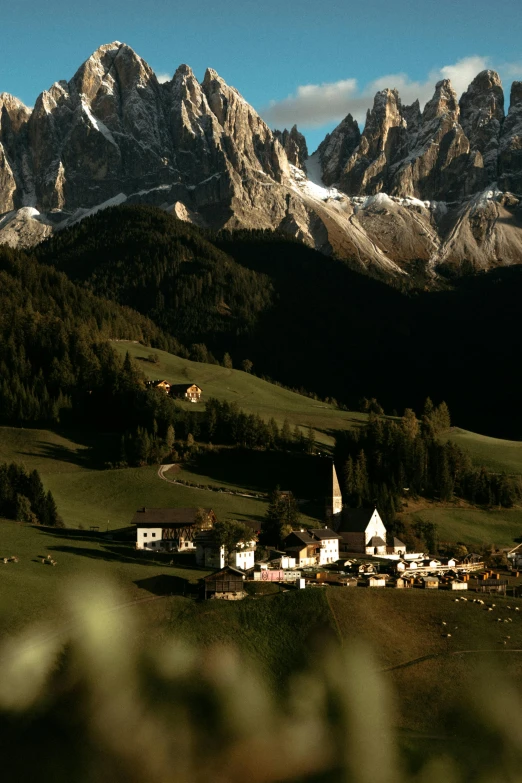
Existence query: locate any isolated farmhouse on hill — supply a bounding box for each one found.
[147,379,171,394]
[339,507,405,555]
[134,507,215,551]
[169,383,202,403]
[284,527,341,567]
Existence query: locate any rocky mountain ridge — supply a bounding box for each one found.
[0,42,521,280]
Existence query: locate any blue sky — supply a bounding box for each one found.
[1,0,521,151]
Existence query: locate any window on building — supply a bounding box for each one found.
[143,532,148,537]
[152,532,156,537]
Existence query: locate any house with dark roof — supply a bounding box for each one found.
[284,527,341,567]
[133,507,216,552]
[388,537,406,556]
[339,508,388,554]
[202,566,246,600]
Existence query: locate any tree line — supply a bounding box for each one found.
[117,396,315,467]
[0,462,62,526]
[335,400,522,523]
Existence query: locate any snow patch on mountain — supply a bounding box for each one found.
[81,99,118,147]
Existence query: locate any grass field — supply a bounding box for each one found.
[0,426,308,530]
[0,519,210,638]
[400,504,522,548]
[5,514,522,742]
[447,427,522,474]
[111,340,367,447]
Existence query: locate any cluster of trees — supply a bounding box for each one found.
[388,517,439,555]
[335,400,522,523]
[202,399,313,452]
[117,397,318,467]
[211,519,257,556]
[260,489,301,547]
[0,462,62,526]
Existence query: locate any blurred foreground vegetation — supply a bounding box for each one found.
[2,581,522,782]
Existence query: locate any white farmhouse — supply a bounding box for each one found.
[134,507,215,551]
[195,530,256,571]
[284,527,341,567]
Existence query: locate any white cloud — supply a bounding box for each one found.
[259,55,516,131]
[434,56,490,98]
[261,78,358,128]
[156,72,172,84]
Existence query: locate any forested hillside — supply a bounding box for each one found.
[36,207,273,353]
[26,205,522,438]
[0,244,181,428]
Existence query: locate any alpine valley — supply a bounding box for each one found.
[0,41,521,281]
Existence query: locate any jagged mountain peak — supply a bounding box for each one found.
[0,93,31,111]
[173,63,195,79]
[1,47,522,282]
[509,80,522,107]
[273,125,308,168]
[316,113,360,186]
[0,94,32,132]
[423,79,459,121]
[71,40,158,101]
[469,69,503,90]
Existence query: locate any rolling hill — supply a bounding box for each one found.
[111,340,367,447]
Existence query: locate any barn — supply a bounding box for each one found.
[202,566,246,600]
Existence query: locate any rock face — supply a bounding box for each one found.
[274,125,308,168]
[459,70,504,184]
[316,113,360,186]
[21,42,289,222]
[0,93,32,212]
[499,82,522,194]
[321,72,511,206]
[335,80,474,201]
[1,45,522,281]
[340,89,406,195]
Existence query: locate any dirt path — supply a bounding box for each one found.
[156,464,265,500]
[381,648,522,673]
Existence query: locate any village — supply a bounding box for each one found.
[133,462,522,601]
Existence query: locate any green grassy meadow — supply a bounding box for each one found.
[0,519,210,638]
[401,505,522,548]
[4,518,522,737]
[0,426,285,530]
[111,340,367,447]
[447,427,522,474]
